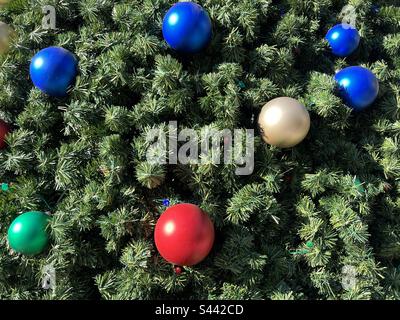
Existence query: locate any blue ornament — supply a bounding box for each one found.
[162,199,170,207]
[325,24,360,57]
[162,2,212,53]
[371,5,380,14]
[279,6,286,17]
[30,46,78,97]
[335,66,379,111]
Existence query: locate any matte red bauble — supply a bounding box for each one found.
[154,203,215,266]
[0,119,10,149]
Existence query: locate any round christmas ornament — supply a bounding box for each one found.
[162,2,212,53]
[325,23,360,57]
[335,66,379,110]
[0,119,10,149]
[29,46,78,97]
[174,265,184,275]
[162,198,170,207]
[354,177,365,194]
[258,97,310,148]
[0,21,14,54]
[154,203,215,266]
[371,5,380,14]
[7,211,50,255]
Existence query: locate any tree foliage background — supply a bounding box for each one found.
[1,0,400,300]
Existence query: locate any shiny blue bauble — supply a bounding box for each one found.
[325,24,360,57]
[29,46,78,97]
[162,2,212,53]
[335,66,379,111]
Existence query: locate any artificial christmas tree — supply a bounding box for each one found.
[0,0,400,301]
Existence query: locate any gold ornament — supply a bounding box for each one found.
[0,21,14,54]
[258,97,310,148]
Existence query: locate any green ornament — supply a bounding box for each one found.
[7,211,50,255]
[306,241,314,248]
[1,183,9,191]
[237,81,246,89]
[354,177,365,194]
[289,241,314,255]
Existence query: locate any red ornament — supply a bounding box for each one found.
[0,119,10,150]
[284,174,293,183]
[174,265,183,275]
[154,203,215,266]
